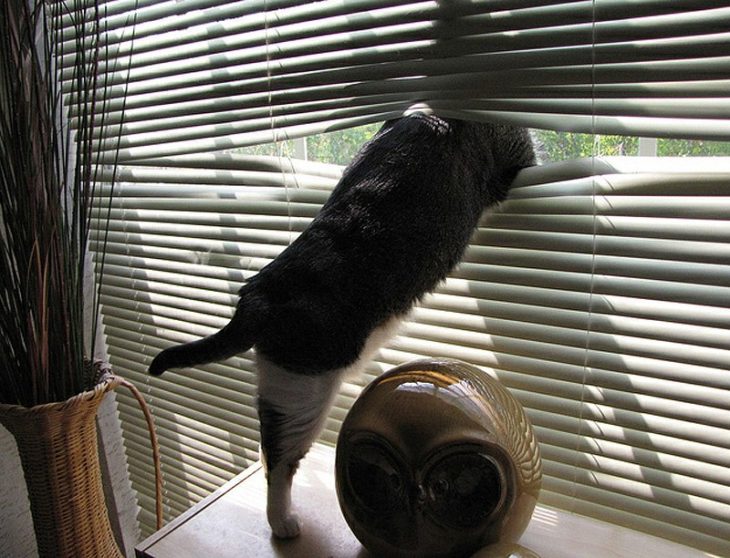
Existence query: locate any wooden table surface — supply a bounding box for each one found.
[136,444,707,558]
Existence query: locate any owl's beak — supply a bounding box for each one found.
[416,483,428,506]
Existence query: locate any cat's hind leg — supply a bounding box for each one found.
[256,356,344,538]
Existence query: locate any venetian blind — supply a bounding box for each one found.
[64,0,730,163]
[71,0,730,554]
[95,155,730,555]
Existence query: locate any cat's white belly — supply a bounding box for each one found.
[254,315,403,538]
[255,315,403,426]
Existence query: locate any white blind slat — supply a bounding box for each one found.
[61,1,730,162]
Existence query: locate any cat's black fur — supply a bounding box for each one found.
[149,114,534,376]
[148,112,535,538]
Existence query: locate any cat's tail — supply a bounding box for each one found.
[148,316,256,376]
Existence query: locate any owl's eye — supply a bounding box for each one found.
[346,441,406,513]
[423,451,504,530]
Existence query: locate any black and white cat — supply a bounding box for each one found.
[148,112,536,538]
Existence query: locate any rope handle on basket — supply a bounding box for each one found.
[97,365,163,531]
[116,376,164,531]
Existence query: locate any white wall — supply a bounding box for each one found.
[0,425,37,558]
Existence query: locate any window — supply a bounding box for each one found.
[68,1,730,554]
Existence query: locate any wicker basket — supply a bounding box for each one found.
[0,376,125,558]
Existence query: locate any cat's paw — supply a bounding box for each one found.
[269,513,301,539]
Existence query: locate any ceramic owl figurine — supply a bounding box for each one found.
[336,359,542,558]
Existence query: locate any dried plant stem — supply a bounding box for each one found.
[0,0,125,406]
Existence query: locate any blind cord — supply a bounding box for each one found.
[570,0,600,514]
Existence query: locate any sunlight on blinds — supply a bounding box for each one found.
[94,155,730,555]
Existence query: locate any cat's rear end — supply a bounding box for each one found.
[148,113,535,538]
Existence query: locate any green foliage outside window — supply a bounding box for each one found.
[307,123,383,165]
[236,124,730,166]
[534,131,638,161]
[534,131,730,162]
[656,138,730,157]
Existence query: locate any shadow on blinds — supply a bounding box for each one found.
[96,155,730,553]
[463,158,730,553]
[91,154,345,533]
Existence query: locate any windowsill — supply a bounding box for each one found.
[135,444,709,558]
